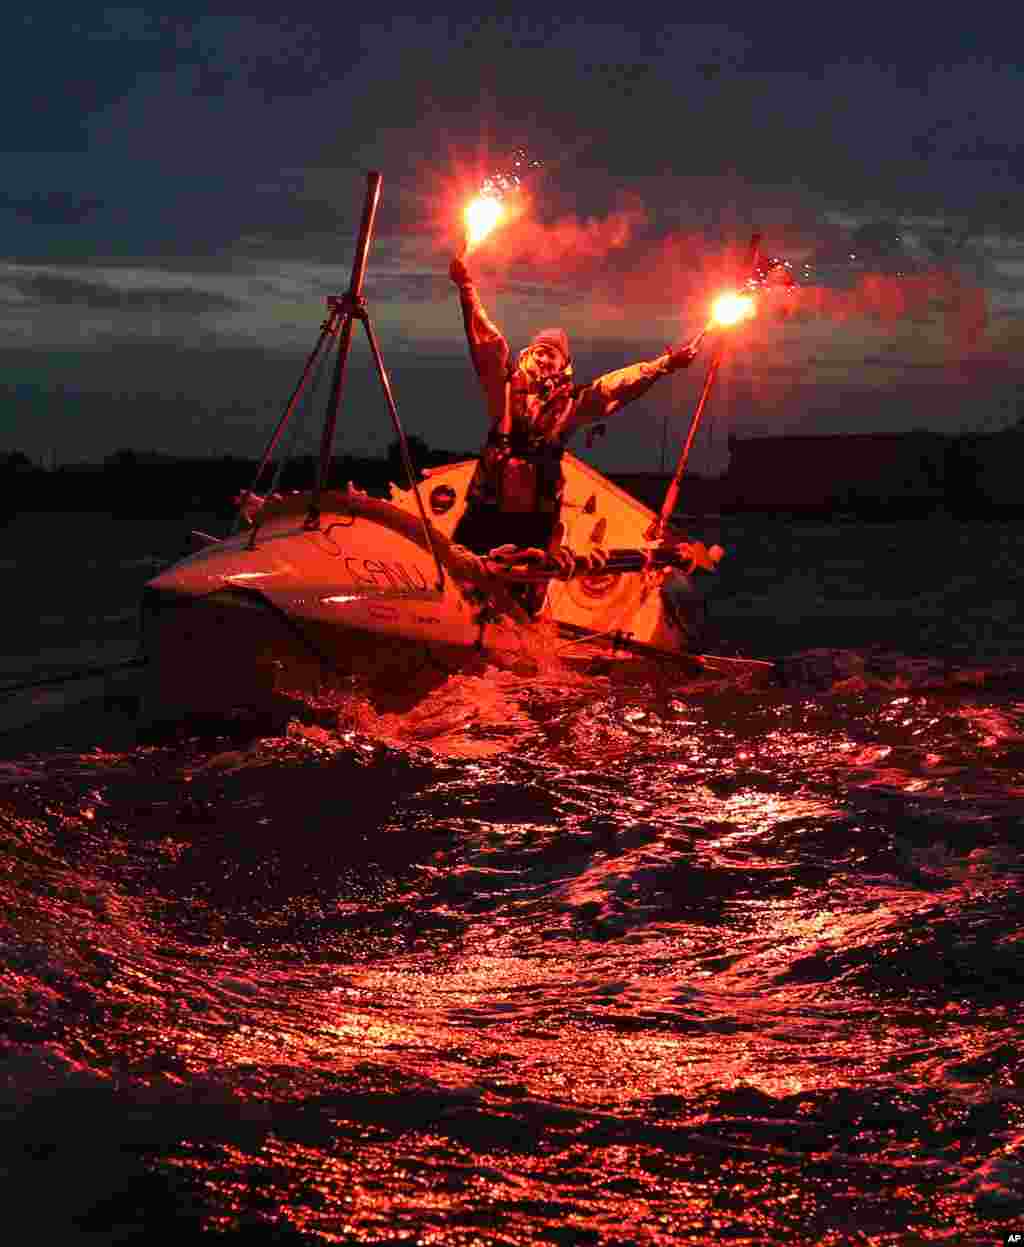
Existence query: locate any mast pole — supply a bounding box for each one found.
[308,171,383,522]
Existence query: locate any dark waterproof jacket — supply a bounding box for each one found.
[456,279,684,518]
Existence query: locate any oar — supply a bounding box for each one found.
[484,542,724,582]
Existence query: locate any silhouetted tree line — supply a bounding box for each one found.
[1,428,1022,522]
[0,439,471,520]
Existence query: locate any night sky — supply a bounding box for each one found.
[2,7,1021,473]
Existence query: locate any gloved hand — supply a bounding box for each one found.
[550,546,577,580]
[666,330,705,372]
[449,254,471,288]
[490,543,540,561]
[234,490,264,526]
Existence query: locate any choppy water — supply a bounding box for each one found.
[2,511,1023,1245]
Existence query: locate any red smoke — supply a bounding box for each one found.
[486,200,648,273]
[431,167,991,355]
[778,272,989,352]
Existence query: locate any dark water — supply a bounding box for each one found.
[2,511,1023,1245]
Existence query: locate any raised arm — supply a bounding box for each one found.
[450,257,511,421]
[566,333,706,435]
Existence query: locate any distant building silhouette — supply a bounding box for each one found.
[947,428,1024,517]
[605,471,722,518]
[722,431,951,517]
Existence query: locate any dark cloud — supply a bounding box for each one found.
[374,272,451,304]
[5,13,1020,260]
[308,22,1021,220]
[1,190,104,226]
[1,9,1021,464]
[2,12,190,152]
[2,11,356,153]
[7,272,240,313]
[861,356,950,370]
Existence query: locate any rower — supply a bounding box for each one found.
[449,253,708,613]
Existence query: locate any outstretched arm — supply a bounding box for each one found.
[566,333,706,435]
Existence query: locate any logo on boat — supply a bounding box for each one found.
[343,557,430,592]
[368,604,399,621]
[576,572,620,599]
[429,484,457,515]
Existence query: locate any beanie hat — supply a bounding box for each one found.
[529,327,570,362]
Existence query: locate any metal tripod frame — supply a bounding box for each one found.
[241,171,445,590]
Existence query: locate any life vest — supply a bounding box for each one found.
[469,366,575,515]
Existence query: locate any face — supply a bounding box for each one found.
[522,343,565,379]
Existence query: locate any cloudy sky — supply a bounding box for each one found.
[2,6,1022,473]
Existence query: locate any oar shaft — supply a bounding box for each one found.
[485,545,716,582]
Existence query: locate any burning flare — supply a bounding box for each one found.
[459,148,541,254]
[463,194,505,253]
[709,291,756,327]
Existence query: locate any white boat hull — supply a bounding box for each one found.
[140,454,711,728]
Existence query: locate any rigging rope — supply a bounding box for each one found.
[270,333,334,496]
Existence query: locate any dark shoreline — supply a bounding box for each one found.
[4,422,1024,523]
[2,464,1021,524]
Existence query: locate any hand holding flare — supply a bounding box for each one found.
[670,290,756,367]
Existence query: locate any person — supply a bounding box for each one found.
[448,253,706,595]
